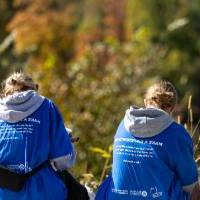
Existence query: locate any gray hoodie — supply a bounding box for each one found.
[0,90,44,123]
[124,106,174,138]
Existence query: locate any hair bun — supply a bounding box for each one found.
[3,72,38,96]
[145,80,178,111]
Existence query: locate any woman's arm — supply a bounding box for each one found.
[48,101,76,171]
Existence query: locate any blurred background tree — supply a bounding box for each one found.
[0,0,200,178]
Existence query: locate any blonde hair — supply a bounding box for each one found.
[145,80,178,111]
[1,72,38,97]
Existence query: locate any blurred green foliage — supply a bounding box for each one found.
[0,0,200,178]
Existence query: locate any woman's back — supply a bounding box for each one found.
[110,109,195,199]
[0,74,75,200]
[95,81,198,200]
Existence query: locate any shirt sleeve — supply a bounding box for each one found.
[48,101,76,168]
[174,127,198,192]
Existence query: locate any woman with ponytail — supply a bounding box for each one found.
[0,72,76,200]
[96,80,198,200]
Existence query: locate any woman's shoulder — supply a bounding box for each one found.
[33,97,59,116]
[39,97,56,108]
[167,121,192,143]
[115,119,131,138]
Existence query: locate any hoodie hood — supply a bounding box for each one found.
[0,90,45,123]
[124,106,174,138]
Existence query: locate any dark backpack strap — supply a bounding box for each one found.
[58,170,90,200]
[0,161,49,192]
[0,166,27,191]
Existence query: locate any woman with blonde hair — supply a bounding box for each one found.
[96,80,198,200]
[0,72,76,199]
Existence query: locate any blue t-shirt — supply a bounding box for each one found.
[96,120,198,200]
[0,99,74,200]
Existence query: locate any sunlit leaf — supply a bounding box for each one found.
[101,153,111,158]
[89,147,107,155]
[167,18,189,31]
